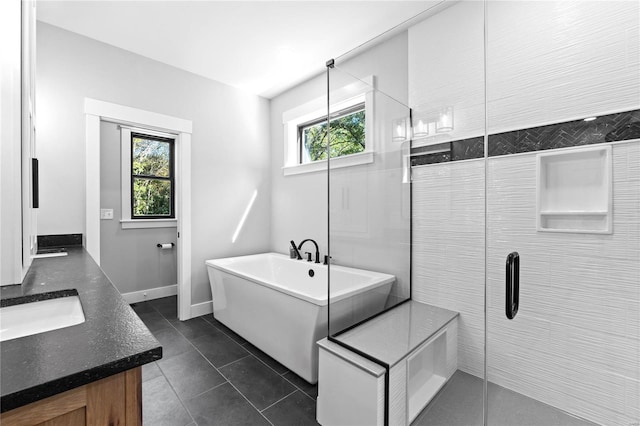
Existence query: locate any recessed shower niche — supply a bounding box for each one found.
[537,145,612,234]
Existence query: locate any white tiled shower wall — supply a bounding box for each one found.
[409,1,639,424]
[412,160,485,379]
[409,1,640,140]
[485,142,639,425]
[412,142,639,425]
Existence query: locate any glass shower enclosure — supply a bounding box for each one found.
[325,65,411,338]
[324,1,639,425]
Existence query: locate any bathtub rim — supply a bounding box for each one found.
[205,252,395,306]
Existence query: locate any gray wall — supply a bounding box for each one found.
[99,121,177,295]
[37,22,271,304]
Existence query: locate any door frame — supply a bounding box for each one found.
[84,98,193,320]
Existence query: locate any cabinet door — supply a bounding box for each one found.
[39,408,86,426]
[1,368,142,426]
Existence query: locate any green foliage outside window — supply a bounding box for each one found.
[301,107,365,163]
[132,135,173,217]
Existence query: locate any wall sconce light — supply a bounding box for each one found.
[412,117,429,138]
[393,118,408,141]
[436,106,454,133]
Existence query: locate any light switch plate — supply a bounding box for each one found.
[100,209,114,220]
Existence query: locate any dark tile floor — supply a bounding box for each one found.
[134,297,592,426]
[131,296,318,426]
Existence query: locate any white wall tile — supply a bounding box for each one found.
[486,1,640,133]
[410,1,639,421]
[411,142,639,425]
[389,362,407,426]
[412,160,486,378]
[485,142,640,425]
[408,1,485,141]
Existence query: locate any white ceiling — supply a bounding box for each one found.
[36,1,438,99]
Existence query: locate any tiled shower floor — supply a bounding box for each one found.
[133,296,596,426]
[132,296,319,426]
[413,371,597,426]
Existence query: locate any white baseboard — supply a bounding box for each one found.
[190,300,213,318]
[121,284,177,304]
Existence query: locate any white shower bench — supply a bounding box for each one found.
[316,300,459,426]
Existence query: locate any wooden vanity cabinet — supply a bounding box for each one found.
[0,367,142,426]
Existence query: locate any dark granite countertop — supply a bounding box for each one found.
[0,247,162,413]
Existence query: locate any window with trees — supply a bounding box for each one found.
[131,133,175,218]
[298,103,365,164]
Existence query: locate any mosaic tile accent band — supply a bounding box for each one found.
[411,108,640,165]
[411,137,484,166]
[489,109,640,156]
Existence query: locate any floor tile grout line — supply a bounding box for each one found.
[142,299,305,426]
[280,373,317,403]
[213,346,311,417]
[246,348,290,377]
[178,322,296,425]
[239,347,320,404]
[141,305,317,425]
[156,356,213,425]
[207,321,249,346]
[207,369,275,426]
[180,379,229,403]
[169,305,318,405]
[197,312,315,397]
[217,353,252,370]
[134,302,175,333]
[153,355,198,425]
[143,305,198,425]
[201,313,254,347]
[222,382,275,426]
[164,319,275,426]
[154,324,235,425]
[259,389,298,413]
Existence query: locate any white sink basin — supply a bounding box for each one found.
[0,295,85,342]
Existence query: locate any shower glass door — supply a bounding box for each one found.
[485,1,640,425]
[407,0,487,424]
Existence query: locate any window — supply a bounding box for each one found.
[282,75,375,176]
[298,103,366,164]
[130,132,175,219]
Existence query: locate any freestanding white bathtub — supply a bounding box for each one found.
[205,252,395,384]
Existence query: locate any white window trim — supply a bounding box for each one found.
[120,126,178,229]
[84,98,193,321]
[282,75,375,176]
[283,151,374,176]
[120,219,177,229]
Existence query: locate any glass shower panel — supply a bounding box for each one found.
[486,1,640,425]
[323,1,488,423]
[326,65,411,338]
[407,1,487,424]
